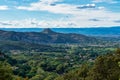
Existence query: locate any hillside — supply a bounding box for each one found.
[0,40,68,52]
[0,28,97,44]
[0,27,120,37]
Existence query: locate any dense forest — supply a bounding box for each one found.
[0,47,120,80]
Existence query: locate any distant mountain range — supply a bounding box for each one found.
[0,28,97,44]
[0,27,120,36]
[0,27,120,52]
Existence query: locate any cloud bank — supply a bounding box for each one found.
[0,0,120,28]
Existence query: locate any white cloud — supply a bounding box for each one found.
[16,1,77,14]
[93,0,117,3]
[0,0,120,28]
[0,5,9,10]
[77,4,96,9]
[39,0,62,4]
[0,14,120,28]
[0,19,40,28]
[16,0,104,15]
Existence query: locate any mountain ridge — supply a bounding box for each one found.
[0,27,120,36]
[0,28,97,44]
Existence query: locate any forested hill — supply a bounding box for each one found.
[0,27,120,36]
[0,28,97,44]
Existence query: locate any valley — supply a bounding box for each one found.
[0,28,120,80]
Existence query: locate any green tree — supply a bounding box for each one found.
[0,61,13,80]
[86,53,120,80]
[30,75,45,80]
[24,77,29,80]
[55,63,90,80]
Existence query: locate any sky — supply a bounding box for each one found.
[0,0,120,28]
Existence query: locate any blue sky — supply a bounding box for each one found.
[0,0,120,28]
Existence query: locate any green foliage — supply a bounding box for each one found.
[55,49,120,80]
[30,75,44,80]
[55,63,90,80]
[0,47,119,80]
[86,49,120,80]
[86,55,120,80]
[56,63,68,74]
[0,61,13,80]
